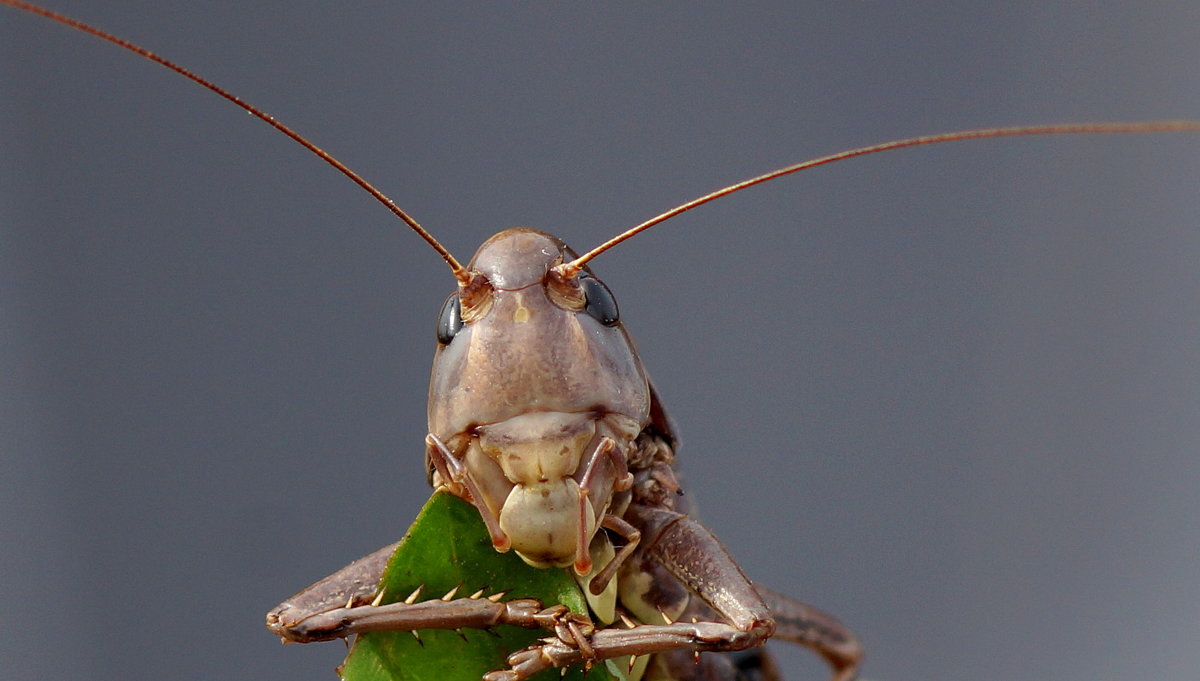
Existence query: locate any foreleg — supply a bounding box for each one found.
[493,505,777,680]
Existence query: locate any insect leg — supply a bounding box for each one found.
[266,541,397,637]
[492,620,772,681]
[574,436,619,575]
[629,509,860,680]
[274,594,561,643]
[427,433,510,551]
[493,505,778,681]
[587,514,641,595]
[754,584,862,681]
[627,504,774,637]
[575,435,639,582]
[265,542,583,644]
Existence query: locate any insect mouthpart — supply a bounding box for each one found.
[424,229,651,600]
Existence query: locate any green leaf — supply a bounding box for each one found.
[340,492,616,681]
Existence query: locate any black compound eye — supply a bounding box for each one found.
[580,274,619,326]
[436,293,463,345]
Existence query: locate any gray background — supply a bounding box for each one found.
[2,2,1198,680]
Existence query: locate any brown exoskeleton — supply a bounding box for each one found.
[4,2,1195,676]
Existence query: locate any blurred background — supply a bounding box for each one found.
[2,2,1198,680]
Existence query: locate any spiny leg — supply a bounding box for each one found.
[265,511,857,681]
[266,541,396,636]
[266,542,600,647]
[277,592,562,643]
[623,507,860,681]
[490,505,778,681]
[491,621,771,681]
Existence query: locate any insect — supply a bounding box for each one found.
[9,2,1200,676]
[262,217,873,680]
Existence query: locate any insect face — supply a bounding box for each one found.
[428,229,649,573]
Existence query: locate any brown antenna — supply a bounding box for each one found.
[3,0,467,279]
[8,1,1198,280]
[561,121,1200,274]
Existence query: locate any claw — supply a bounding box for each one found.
[501,647,551,681]
[569,619,595,659]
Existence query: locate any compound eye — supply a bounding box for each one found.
[580,274,619,326]
[436,293,463,345]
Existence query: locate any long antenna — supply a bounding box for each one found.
[563,121,1200,273]
[3,0,466,278]
[10,1,1199,279]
